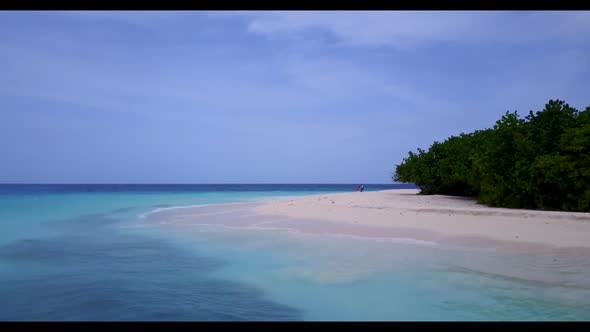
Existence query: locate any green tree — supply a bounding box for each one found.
[394,100,590,212]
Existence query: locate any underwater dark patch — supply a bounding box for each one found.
[0,214,302,321]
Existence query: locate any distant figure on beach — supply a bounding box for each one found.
[360,184,364,192]
[356,185,360,191]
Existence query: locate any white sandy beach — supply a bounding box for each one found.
[139,189,590,289]
[254,189,590,248]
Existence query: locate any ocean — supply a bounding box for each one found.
[0,184,589,321]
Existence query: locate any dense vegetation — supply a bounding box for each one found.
[394,100,590,212]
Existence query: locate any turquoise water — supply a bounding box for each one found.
[1,184,589,321]
[0,187,347,245]
[136,225,590,321]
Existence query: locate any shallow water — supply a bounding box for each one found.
[1,184,589,321]
[135,207,590,321]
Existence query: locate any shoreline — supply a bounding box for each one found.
[134,190,590,288]
[132,188,590,252]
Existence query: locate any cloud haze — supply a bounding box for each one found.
[1,11,589,183]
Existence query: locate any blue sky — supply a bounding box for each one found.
[1,11,589,184]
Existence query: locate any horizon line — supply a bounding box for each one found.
[0,182,408,185]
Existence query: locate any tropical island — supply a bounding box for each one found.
[251,100,590,250]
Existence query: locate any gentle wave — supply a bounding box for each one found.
[137,201,256,219]
[136,194,315,220]
[138,204,215,219]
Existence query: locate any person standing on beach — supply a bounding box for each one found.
[356,185,360,191]
[360,184,364,192]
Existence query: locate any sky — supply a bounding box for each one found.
[1,11,589,184]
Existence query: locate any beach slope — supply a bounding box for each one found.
[255,189,590,248]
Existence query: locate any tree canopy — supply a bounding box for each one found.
[394,100,590,212]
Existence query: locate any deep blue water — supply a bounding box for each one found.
[0,183,414,194]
